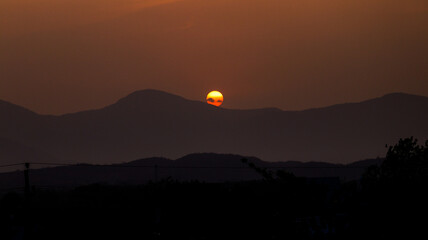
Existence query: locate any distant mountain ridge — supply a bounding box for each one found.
[0,90,427,167]
[0,153,383,189]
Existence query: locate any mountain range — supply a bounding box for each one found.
[0,153,383,190]
[1,89,427,171]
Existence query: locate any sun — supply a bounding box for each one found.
[206,91,223,107]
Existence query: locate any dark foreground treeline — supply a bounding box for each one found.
[0,137,427,240]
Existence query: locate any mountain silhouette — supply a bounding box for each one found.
[0,153,381,189]
[0,90,427,168]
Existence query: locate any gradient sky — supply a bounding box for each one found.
[1,0,427,115]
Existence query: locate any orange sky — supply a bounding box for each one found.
[1,0,427,114]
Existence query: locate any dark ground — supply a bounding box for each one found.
[0,177,426,240]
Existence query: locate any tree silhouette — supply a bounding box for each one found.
[241,158,295,182]
[360,137,428,238]
[363,137,428,186]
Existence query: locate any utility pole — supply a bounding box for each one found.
[154,164,158,182]
[24,162,30,203]
[24,162,31,240]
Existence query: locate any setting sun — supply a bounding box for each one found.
[206,91,223,107]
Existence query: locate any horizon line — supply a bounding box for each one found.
[1,89,425,117]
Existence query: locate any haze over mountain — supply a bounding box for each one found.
[1,89,427,168]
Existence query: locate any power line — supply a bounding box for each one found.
[30,162,79,167]
[4,162,373,169]
[0,163,25,168]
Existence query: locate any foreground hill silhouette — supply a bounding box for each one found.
[1,90,428,167]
